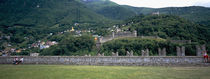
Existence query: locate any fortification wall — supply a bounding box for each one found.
[100,31,137,43]
[0,56,206,66]
[114,31,136,38]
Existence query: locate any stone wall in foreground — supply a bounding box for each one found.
[0,56,205,66]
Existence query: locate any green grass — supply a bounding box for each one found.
[0,65,210,79]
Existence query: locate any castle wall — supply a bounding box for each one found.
[100,31,136,43]
[0,56,204,66]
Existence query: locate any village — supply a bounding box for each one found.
[0,23,127,56]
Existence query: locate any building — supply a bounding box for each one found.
[15,49,22,53]
[152,11,160,15]
[30,53,39,56]
[70,27,75,32]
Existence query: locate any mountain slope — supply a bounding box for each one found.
[0,0,117,48]
[122,15,208,42]
[96,6,136,20]
[125,6,210,26]
[77,0,136,20]
[152,6,210,26]
[76,0,118,10]
[77,0,210,26]
[0,0,112,27]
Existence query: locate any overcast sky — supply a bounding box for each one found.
[110,0,210,8]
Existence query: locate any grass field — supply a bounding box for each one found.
[0,65,210,79]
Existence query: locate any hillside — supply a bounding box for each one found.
[77,0,210,26]
[77,0,137,20]
[76,0,118,10]
[153,6,210,26]
[121,15,208,43]
[0,0,117,37]
[40,15,210,56]
[0,0,117,50]
[122,6,210,26]
[102,15,210,56]
[0,0,113,27]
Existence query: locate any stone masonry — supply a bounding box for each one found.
[158,48,167,56]
[0,56,206,66]
[141,49,149,56]
[176,46,185,56]
[196,45,206,56]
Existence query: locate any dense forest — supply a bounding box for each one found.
[123,15,209,42]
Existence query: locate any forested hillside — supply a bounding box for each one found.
[0,0,116,49]
[78,0,210,26]
[0,0,113,27]
[123,6,210,26]
[122,15,209,43]
[77,0,136,20]
[154,6,210,26]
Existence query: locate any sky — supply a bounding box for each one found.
[110,0,210,8]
